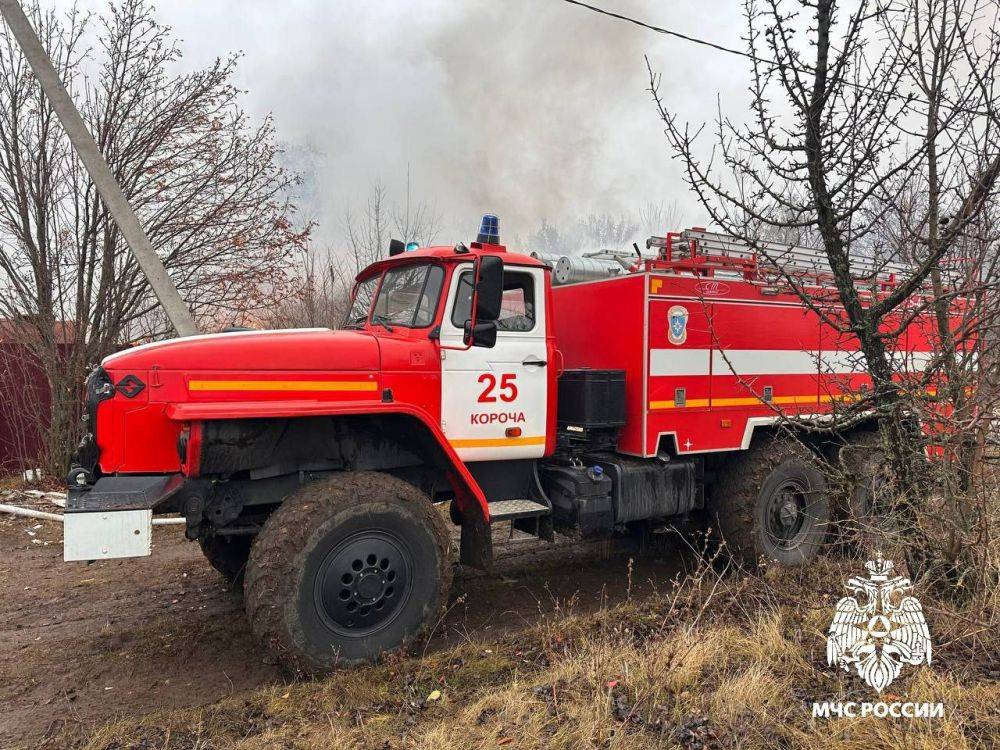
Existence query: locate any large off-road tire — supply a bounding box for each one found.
[709,436,831,567]
[244,471,453,675]
[200,535,252,588]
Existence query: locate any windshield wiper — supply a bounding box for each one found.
[371,314,395,332]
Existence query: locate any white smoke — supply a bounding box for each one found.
[46,0,750,247]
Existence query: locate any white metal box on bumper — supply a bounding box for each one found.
[63,509,153,561]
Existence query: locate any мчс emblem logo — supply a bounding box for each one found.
[827,558,932,693]
[667,305,689,345]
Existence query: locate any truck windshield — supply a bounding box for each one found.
[346,263,444,329]
[346,275,379,327]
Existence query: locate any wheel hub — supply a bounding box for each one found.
[355,571,385,600]
[778,497,800,527]
[765,481,808,548]
[316,532,409,634]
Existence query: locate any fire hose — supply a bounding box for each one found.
[0,503,185,525]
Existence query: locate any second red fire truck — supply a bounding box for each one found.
[63,216,941,673]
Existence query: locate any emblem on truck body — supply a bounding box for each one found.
[667,305,689,346]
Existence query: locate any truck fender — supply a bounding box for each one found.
[164,400,490,523]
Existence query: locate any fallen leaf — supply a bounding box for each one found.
[427,689,441,702]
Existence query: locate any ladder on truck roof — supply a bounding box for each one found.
[646,228,963,290]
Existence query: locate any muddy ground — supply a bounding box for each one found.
[0,510,688,749]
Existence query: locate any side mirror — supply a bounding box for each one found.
[464,319,498,348]
[461,255,503,348]
[474,255,503,321]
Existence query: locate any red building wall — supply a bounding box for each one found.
[0,342,53,474]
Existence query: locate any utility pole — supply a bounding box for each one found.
[0,0,199,337]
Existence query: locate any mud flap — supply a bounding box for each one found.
[460,508,493,571]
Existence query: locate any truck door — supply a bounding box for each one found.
[439,264,548,462]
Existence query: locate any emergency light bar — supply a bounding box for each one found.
[477,214,500,245]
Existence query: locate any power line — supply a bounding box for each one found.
[556,0,891,98]
[558,0,765,64]
[556,0,991,118]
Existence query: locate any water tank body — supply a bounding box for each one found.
[529,251,563,267]
[554,255,624,285]
[528,251,627,285]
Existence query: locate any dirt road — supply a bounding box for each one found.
[0,512,685,749]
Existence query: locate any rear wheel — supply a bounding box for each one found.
[839,432,897,552]
[244,471,452,675]
[709,437,831,566]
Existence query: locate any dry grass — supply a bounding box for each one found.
[67,551,1000,750]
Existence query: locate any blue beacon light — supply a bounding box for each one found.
[477,214,500,245]
[405,241,419,252]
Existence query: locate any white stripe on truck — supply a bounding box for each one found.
[649,349,932,377]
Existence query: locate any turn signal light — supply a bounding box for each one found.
[505,427,522,438]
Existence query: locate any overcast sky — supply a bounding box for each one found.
[51,0,752,249]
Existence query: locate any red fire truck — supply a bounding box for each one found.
[62,217,938,673]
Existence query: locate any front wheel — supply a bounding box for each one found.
[710,437,831,567]
[244,472,453,675]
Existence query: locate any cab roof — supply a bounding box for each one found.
[356,242,547,281]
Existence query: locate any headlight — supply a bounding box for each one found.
[83,366,115,429]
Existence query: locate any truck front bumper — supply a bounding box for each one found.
[64,475,186,562]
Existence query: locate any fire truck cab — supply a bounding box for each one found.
[64,216,919,674]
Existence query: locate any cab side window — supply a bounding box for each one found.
[496,274,535,332]
[451,270,535,332]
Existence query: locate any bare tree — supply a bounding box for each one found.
[525,218,572,255]
[637,200,686,238]
[342,179,440,276]
[393,165,442,252]
[580,212,639,249]
[650,0,1000,587]
[0,0,310,473]
[262,246,349,330]
[526,207,677,256]
[342,183,392,279]
[267,179,441,331]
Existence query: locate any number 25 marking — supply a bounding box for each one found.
[478,373,518,403]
